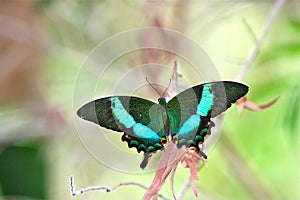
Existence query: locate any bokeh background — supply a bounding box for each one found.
[0,1,299,200]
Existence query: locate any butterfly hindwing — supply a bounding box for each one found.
[77,96,167,154]
[167,81,248,150]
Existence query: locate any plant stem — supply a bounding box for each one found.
[236,0,286,82]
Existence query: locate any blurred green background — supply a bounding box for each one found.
[0,1,299,200]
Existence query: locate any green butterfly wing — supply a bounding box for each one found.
[208,81,249,117]
[77,96,167,155]
[167,81,248,150]
[77,97,123,132]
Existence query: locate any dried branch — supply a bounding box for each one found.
[69,176,171,200]
[242,18,258,43]
[176,178,191,200]
[236,0,286,82]
[176,158,206,200]
[166,61,181,100]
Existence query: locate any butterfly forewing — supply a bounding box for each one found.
[77,96,167,154]
[209,81,249,117]
[77,97,123,132]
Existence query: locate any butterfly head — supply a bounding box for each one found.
[158,97,167,107]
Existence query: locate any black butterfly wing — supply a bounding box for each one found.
[167,81,248,150]
[209,81,249,117]
[77,97,123,132]
[77,96,167,155]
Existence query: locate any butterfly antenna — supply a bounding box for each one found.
[162,78,172,98]
[146,77,162,97]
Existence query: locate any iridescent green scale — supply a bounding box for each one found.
[77,81,248,168]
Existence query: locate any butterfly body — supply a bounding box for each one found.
[77,81,248,168]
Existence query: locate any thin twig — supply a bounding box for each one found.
[167,60,181,100]
[176,178,191,200]
[236,0,286,82]
[242,18,258,43]
[176,160,206,200]
[69,176,171,200]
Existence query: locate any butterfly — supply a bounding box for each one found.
[77,81,248,169]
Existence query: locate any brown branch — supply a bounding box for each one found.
[242,18,258,43]
[69,176,171,200]
[236,0,286,82]
[176,177,191,200]
[176,159,206,200]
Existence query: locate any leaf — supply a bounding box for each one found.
[237,96,279,115]
[142,143,185,200]
[282,83,300,144]
[0,141,46,199]
[289,18,300,34]
[181,151,201,197]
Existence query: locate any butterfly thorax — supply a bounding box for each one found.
[157,97,170,137]
[158,97,167,107]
